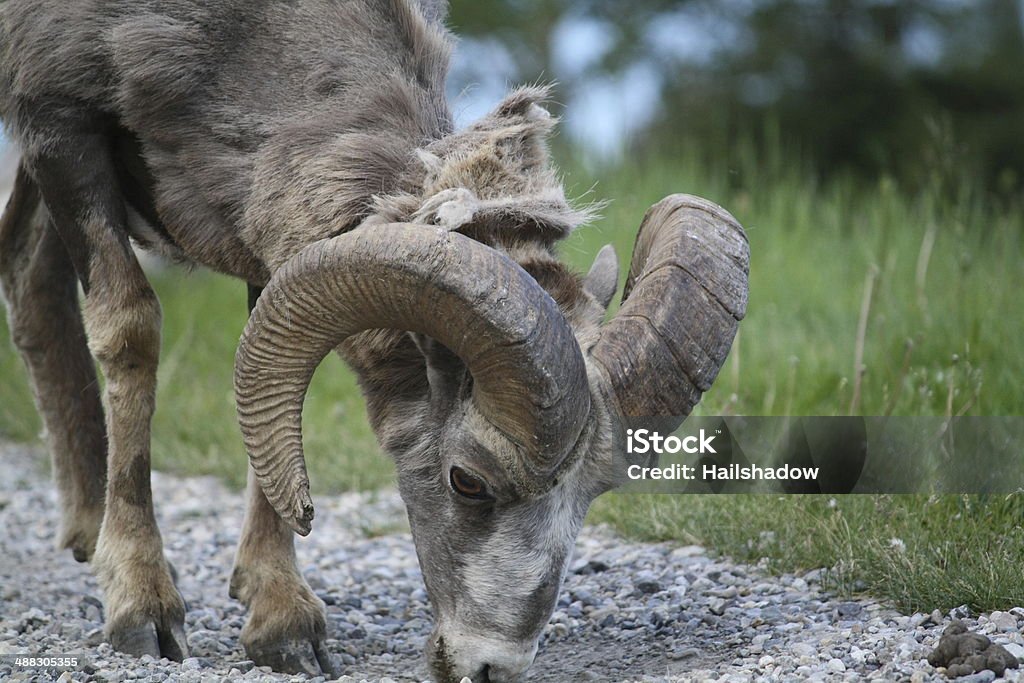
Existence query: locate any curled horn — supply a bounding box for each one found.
[235,224,589,534]
[593,194,749,432]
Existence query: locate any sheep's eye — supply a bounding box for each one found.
[449,467,490,500]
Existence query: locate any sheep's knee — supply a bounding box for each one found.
[83,288,162,380]
[79,285,164,529]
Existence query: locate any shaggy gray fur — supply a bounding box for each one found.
[2,0,462,280]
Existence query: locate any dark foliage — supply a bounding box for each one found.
[448,0,1024,193]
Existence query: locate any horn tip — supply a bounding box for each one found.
[291,516,313,536]
[288,488,315,536]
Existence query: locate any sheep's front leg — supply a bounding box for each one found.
[27,115,187,660]
[230,467,337,677]
[229,283,335,675]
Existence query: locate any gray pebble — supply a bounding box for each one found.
[837,602,863,618]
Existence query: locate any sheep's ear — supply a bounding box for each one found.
[409,331,465,408]
[496,85,554,119]
[584,244,619,310]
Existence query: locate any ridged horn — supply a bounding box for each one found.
[592,194,749,432]
[235,224,589,534]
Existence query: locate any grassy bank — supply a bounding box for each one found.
[1,142,1022,613]
[590,493,1024,614]
[569,146,1024,613]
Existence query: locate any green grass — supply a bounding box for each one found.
[558,146,1023,418]
[589,494,1024,614]
[1,140,1022,613]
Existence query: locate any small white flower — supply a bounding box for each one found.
[889,537,906,552]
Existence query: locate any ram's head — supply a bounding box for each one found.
[231,84,747,683]
[233,187,747,681]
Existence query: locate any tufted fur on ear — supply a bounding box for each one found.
[371,85,597,246]
[424,85,559,195]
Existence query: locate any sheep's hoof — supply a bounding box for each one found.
[246,637,339,678]
[109,617,188,661]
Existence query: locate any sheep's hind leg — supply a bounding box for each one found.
[229,466,338,677]
[25,110,187,661]
[0,165,107,563]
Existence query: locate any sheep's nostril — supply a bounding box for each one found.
[478,664,492,683]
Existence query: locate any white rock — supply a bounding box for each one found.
[1004,641,1024,661]
[180,658,203,671]
[827,658,846,672]
[991,610,1020,632]
[792,642,817,658]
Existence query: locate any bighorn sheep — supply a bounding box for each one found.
[0,0,749,681]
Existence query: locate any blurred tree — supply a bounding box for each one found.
[446,0,1024,194]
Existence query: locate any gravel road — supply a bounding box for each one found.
[1,441,1022,682]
